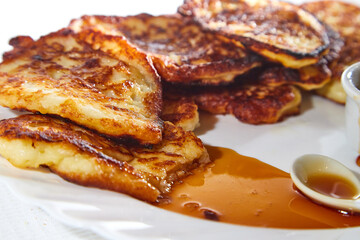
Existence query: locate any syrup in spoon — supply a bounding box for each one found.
[291,154,360,212]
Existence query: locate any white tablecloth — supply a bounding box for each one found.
[0,181,104,240]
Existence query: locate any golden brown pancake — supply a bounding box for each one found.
[301,0,360,42]
[256,25,344,91]
[226,24,343,91]
[0,114,210,202]
[178,0,329,69]
[293,23,343,91]
[0,29,163,144]
[69,14,262,85]
[163,72,302,124]
[296,63,331,90]
[256,64,331,91]
[301,0,360,104]
[162,98,200,131]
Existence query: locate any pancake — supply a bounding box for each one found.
[69,14,262,85]
[301,0,360,104]
[0,29,163,144]
[178,0,329,69]
[162,98,200,131]
[257,64,331,91]
[163,73,302,124]
[257,24,344,91]
[296,63,331,90]
[0,114,210,202]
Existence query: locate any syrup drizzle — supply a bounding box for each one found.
[158,146,360,229]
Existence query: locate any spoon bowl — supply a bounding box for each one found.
[291,154,360,212]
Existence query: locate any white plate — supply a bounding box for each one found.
[1,0,360,239]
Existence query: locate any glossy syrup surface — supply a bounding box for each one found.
[307,173,359,199]
[158,146,360,229]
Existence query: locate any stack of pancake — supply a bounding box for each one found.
[301,1,360,104]
[0,0,357,202]
[70,0,358,124]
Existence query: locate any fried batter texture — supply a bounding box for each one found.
[0,114,209,202]
[301,0,360,104]
[164,70,302,125]
[69,14,262,85]
[162,98,200,131]
[0,29,163,144]
[178,0,329,68]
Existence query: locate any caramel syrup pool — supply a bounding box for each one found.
[158,146,360,229]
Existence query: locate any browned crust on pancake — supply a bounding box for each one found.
[162,98,199,131]
[257,64,331,90]
[301,0,360,103]
[0,29,164,144]
[178,0,329,68]
[194,84,301,124]
[0,114,210,202]
[0,114,159,201]
[301,1,354,82]
[163,73,302,124]
[301,1,360,40]
[69,14,262,85]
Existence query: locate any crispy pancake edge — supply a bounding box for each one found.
[178,0,330,68]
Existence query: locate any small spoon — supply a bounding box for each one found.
[290,154,360,213]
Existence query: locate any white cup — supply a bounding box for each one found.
[342,62,360,153]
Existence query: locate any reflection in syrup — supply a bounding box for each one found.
[158,146,360,229]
